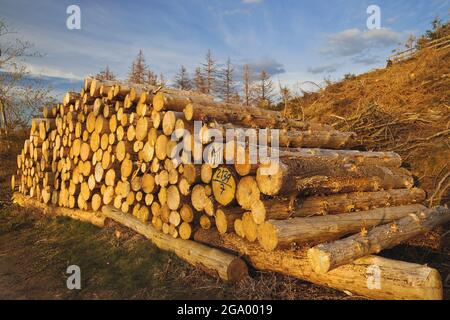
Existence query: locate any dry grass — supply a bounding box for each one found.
[291,47,450,206]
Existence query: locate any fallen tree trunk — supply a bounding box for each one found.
[308,206,450,273]
[101,206,247,282]
[194,229,443,300]
[257,204,427,251]
[257,160,413,196]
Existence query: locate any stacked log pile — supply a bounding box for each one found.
[10,77,449,300]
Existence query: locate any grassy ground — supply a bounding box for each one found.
[0,205,352,300]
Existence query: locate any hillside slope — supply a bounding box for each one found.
[293,47,450,205]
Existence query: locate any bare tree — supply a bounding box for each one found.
[128,49,148,84]
[219,57,236,103]
[174,65,192,90]
[0,19,54,131]
[96,66,116,81]
[242,64,253,106]
[278,82,291,116]
[158,73,166,87]
[256,69,275,108]
[146,69,158,86]
[201,49,216,95]
[193,67,207,93]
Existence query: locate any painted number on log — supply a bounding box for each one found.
[212,167,236,206]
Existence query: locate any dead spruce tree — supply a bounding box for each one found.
[95,66,116,81]
[201,49,217,96]
[219,57,236,103]
[256,69,275,108]
[174,65,192,90]
[242,64,254,106]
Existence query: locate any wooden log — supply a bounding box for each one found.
[229,144,403,173]
[193,229,443,300]
[211,166,237,206]
[101,205,247,282]
[250,198,295,224]
[13,192,105,227]
[184,102,332,131]
[257,160,413,196]
[257,204,427,251]
[215,207,245,234]
[153,91,213,112]
[236,176,260,210]
[295,188,426,217]
[308,206,450,273]
[179,222,193,240]
[191,184,208,212]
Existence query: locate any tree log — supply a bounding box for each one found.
[102,205,247,281]
[184,102,334,131]
[257,204,427,251]
[308,206,450,273]
[257,160,413,196]
[13,192,105,227]
[193,229,443,300]
[295,188,426,217]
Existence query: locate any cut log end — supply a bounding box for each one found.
[257,222,278,251]
[212,167,236,206]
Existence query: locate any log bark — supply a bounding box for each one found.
[257,160,413,196]
[184,102,334,131]
[295,188,426,217]
[257,204,427,251]
[193,229,443,300]
[102,205,247,281]
[308,206,450,273]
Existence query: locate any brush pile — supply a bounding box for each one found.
[10,77,450,299]
[294,45,450,207]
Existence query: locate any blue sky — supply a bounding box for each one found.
[0,0,448,95]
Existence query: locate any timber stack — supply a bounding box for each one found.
[10,76,449,300]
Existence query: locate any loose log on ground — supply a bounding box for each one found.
[193,229,443,300]
[102,205,247,281]
[308,206,450,273]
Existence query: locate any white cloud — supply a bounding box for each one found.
[321,28,403,57]
[25,63,84,80]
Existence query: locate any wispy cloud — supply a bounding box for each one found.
[321,28,403,57]
[243,58,286,76]
[307,63,340,74]
[25,63,84,80]
[351,55,381,65]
